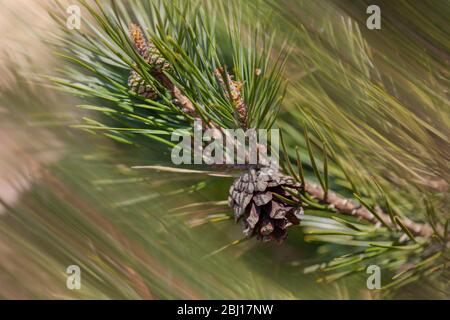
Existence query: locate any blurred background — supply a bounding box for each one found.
[0,0,448,299]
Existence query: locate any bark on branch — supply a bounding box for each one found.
[304,182,436,238]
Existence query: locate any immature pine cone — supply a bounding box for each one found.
[128,23,170,99]
[128,71,158,99]
[214,67,247,128]
[228,167,304,243]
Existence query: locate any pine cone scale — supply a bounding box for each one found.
[253,192,272,206]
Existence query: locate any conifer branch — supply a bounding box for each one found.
[127,24,439,241]
[303,182,437,238]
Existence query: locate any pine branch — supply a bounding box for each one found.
[126,22,440,242]
[303,182,436,238]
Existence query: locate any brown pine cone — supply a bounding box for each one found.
[228,167,304,243]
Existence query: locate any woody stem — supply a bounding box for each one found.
[303,181,438,238]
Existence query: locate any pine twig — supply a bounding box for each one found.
[303,182,437,238]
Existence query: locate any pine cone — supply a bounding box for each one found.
[214,67,247,128]
[128,70,158,99]
[228,167,304,243]
[128,23,170,99]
